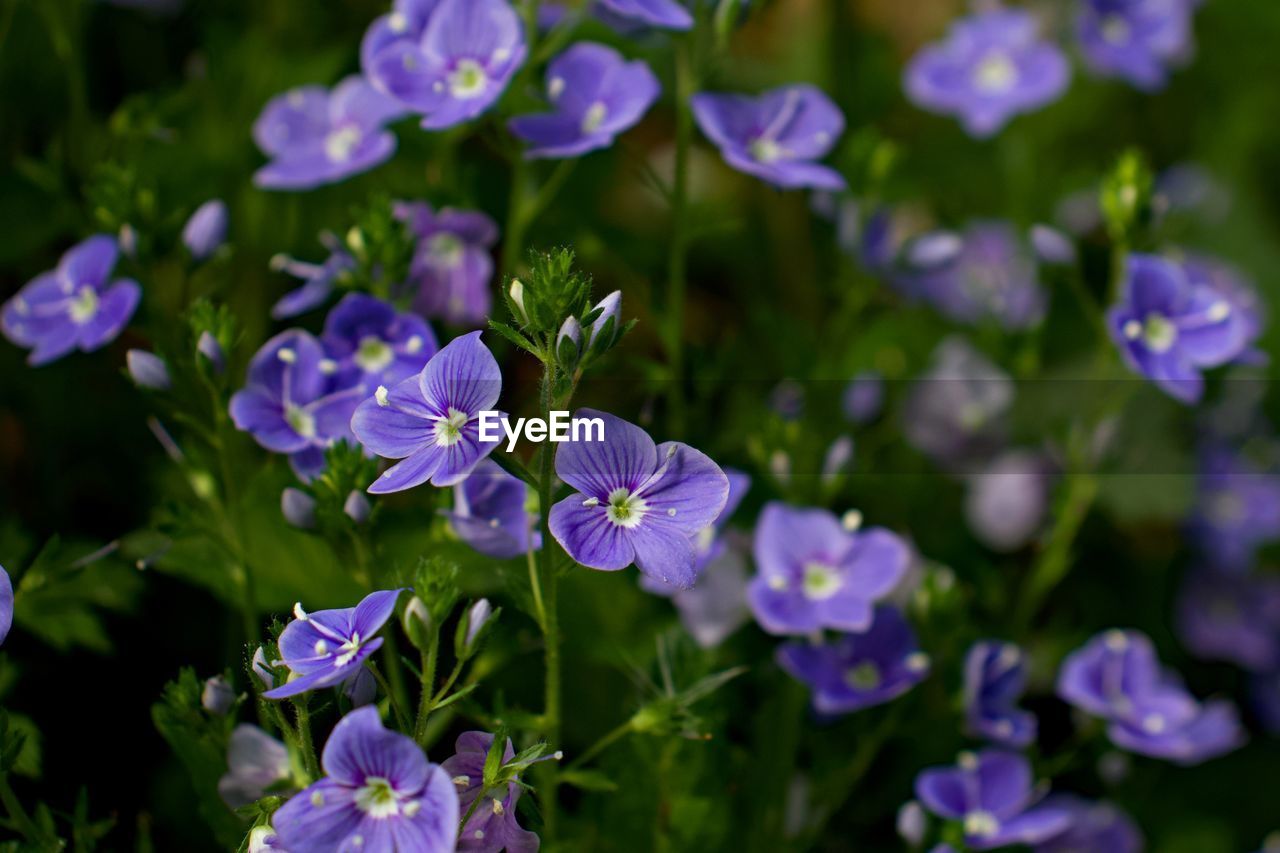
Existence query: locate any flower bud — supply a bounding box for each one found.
[508,278,529,324]
[1030,224,1075,265]
[556,316,583,370]
[183,199,228,261]
[251,646,275,690]
[197,331,225,374]
[821,435,855,486]
[118,224,139,259]
[402,595,433,651]
[127,349,171,391]
[457,598,495,657]
[586,290,622,351]
[343,667,376,707]
[201,674,236,715]
[281,488,317,530]
[343,490,371,524]
[896,800,927,847]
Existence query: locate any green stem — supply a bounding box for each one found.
[664,39,695,438]
[566,719,633,770]
[1014,472,1099,634]
[414,635,440,744]
[534,364,563,839]
[291,700,321,780]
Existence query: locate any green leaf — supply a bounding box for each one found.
[560,768,618,793]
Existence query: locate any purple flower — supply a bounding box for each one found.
[596,0,692,30]
[202,675,236,715]
[904,9,1070,138]
[965,450,1051,552]
[777,607,930,714]
[397,202,499,326]
[1033,795,1142,853]
[914,749,1071,850]
[264,589,403,699]
[904,338,1012,465]
[1176,570,1280,671]
[1029,224,1076,265]
[548,409,730,589]
[271,707,458,852]
[362,0,526,130]
[229,329,367,480]
[183,199,228,260]
[1183,255,1266,366]
[1057,629,1245,765]
[963,641,1037,747]
[748,502,909,635]
[671,531,752,649]
[1107,254,1250,404]
[1077,0,1197,91]
[253,76,405,190]
[900,222,1047,330]
[842,371,884,424]
[127,349,171,391]
[321,292,438,391]
[442,459,539,559]
[642,467,749,596]
[282,487,318,529]
[1190,444,1280,572]
[509,42,660,159]
[219,724,292,808]
[0,564,11,647]
[440,732,540,852]
[351,331,504,493]
[271,240,357,320]
[1,235,141,366]
[691,85,846,190]
[197,331,226,374]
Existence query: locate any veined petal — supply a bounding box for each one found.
[321,706,430,791]
[555,409,658,497]
[419,331,502,416]
[549,496,636,570]
[369,445,447,494]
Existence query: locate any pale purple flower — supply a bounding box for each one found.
[585,290,623,350]
[344,490,373,524]
[842,371,884,424]
[183,199,228,260]
[440,732,540,852]
[904,9,1070,138]
[1190,444,1280,572]
[462,600,493,652]
[0,564,11,647]
[197,331,225,374]
[915,750,1071,850]
[1033,795,1143,853]
[965,450,1051,552]
[202,675,236,715]
[1183,255,1266,366]
[271,240,357,320]
[442,460,539,559]
[282,487,318,529]
[322,293,438,391]
[897,800,927,846]
[264,589,404,699]
[271,707,458,852]
[351,332,504,493]
[1057,629,1245,765]
[548,409,730,589]
[219,724,292,808]
[1077,0,1197,91]
[362,0,526,130]
[1,235,141,366]
[509,42,660,159]
[903,338,1012,466]
[229,329,367,480]
[671,532,752,649]
[253,76,405,190]
[397,202,499,326]
[692,85,846,190]
[596,0,692,30]
[777,607,930,714]
[1176,569,1280,671]
[1029,224,1075,265]
[964,641,1036,747]
[127,349,171,391]
[642,467,749,596]
[1107,253,1250,404]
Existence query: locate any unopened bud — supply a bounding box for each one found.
[127,349,171,391]
[509,279,528,324]
[281,488,317,529]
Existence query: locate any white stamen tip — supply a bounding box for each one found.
[453,775,470,787]
[375,385,390,407]
[582,497,600,507]
[319,358,338,374]
[554,750,564,760]
[1123,320,1142,340]
[667,508,677,517]
[1207,301,1231,322]
[492,799,505,815]
[841,509,863,531]
[293,602,309,621]
[278,347,297,364]
[314,640,328,654]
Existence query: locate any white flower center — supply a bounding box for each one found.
[285,405,317,439]
[333,633,363,667]
[355,335,395,373]
[802,562,843,600]
[449,60,489,99]
[354,776,402,818]
[69,286,99,324]
[605,487,648,529]
[434,407,469,447]
[964,810,1000,838]
[1101,14,1131,45]
[750,137,784,164]
[548,76,566,100]
[844,661,881,690]
[973,52,1018,94]
[388,11,409,33]
[1141,313,1178,353]
[581,101,608,134]
[325,125,363,163]
[429,232,464,268]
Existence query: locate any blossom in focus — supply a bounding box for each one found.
[1,235,141,366]
[441,459,539,559]
[396,202,499,326]
[271,707,458,852]
[691,85,846,190]
[321,292,438,391]
[510,42,660,160]
[596,0,692,30]
[218,724,292,808]
[351,332,505,492]
[253,76,405,191]
[182,199,228,260]
[963,641,1037,748]
[1077,0,1198,91]
[440,731,541,852]
[1057,629,1245,765]
[548,409,730,590]
[964,450,1052,552]
[264,589,403,699]
[777,607,929,714]
[914,749,1071,849]
[904,8,1070,138]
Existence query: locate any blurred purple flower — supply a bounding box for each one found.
[904,338,1012,466]
[253,77,404,191]
[197,331,225,374]
[1,235,141,366]
[363,0,526,130]
[904,9,1070,138]
[264,589,403,699]
[549,409,729,589]
[281,487,318,529]
[271,238,357,320]
[1107,254,1251,404]
[1077,0,1197,91]
[440,731,540,852]
[271,707,458,852]
[229,329,367,480]
[1182,254,1266,366]
[397,202,499,326]
[510,42,660,159]
[596,0,692,30]
[1057,629,1245,765]
[671,531,753,648]
[778,607,929,714]
[1033,795,1143,853]
[1029,224,1075,265]
[0,565,11,647]
[1190,444,1280,572]
[843,371,884,424]
[183,199,228,261]
[915,749,1070,849]
[748,503,909,635]
[692,85,846,190]
[351,332,504,492]
[202,675,236,715]
[322,293,438,391]
[442,460,539,559]
[1176,570,1280,671]
[965,450,1051,552]
[963,641,1036,747]
[219,724,292,808]
[642,467,749,595]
